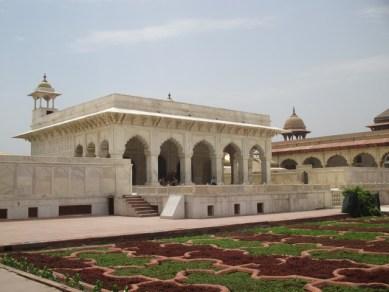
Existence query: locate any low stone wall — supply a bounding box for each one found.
[271,167,389,188]
[133,184,332,219]
[0,155,131,220]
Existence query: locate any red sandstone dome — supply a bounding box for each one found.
[282,107,310,141]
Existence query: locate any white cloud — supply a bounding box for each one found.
[358,5,389,19]
[72,17,272,52]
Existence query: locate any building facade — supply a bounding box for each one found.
[273,108,389,170]
[17,76,281,187]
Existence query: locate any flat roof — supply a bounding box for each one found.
[16,107,282,138]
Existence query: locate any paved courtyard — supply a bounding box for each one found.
[0,208,344,247]
[0,267,60,292]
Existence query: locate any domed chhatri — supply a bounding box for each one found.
[282,107,310,141]
[28,74,61,111]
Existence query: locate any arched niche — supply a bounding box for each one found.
[248,145,267,184]
[280,158,297,170]
[192,140,216,185]
[303,157,323,168]
[326,155,348,167]
[352,153,377,167]
[123,136,148,185]
[158,138,183,186]
[222,143,242,184]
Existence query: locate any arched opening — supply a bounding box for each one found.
[352,153,377,167]
[326,155,348,167]
[280,159,297,170]
[158,139,182,186]
[123,136,148,185]
[74,145,83,157]
[99,140,110,158]
[86,142,96,157]
[381,153,389,168]
[248,145,267,184]
[303,157,323,168]
[192,141,215,185]
[222,143,242,184]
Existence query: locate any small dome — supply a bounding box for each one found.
[283,107,307,130]
[36,74,53,90]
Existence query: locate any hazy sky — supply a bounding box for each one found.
[0,0,388,154]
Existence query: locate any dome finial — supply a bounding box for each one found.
[167,92,173,101]
[43,73,47,82]
[292,106,296,115]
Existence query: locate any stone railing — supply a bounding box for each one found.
[133,184,330,196]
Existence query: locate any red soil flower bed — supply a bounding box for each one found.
[362,241,389,253]
[284,236,367,249]
[55,268,148,290]
[136,281,221,292]
[337,267,389,284]
[12,253,90,269]
[258,257,368,279]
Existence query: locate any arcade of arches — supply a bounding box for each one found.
[78,138,269,186]
[279,152,389,170]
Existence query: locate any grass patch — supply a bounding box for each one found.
[311,250,389,265]
[247,243,317,256]
[43,247,109,257]
[160,234,316,256]
[159,235,215,244]
[335,232,384,241]
[247,226,339,237]
[185,271,306,292]
[115,260,217,280]
[322,285,389,291]
[77,252,151,267]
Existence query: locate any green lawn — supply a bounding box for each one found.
[185,271,307,292]
[322,285,389,292]
[311,250,389,265]
[246,243,317,256]
[77,252,151,267]
[115,260,218,279]
[246,226,339,237]
[43,247,109,257]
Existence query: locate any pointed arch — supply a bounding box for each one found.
[381,152,389,168]
[326,155,348,167]
[74,144,83,157]
[86,142,96,157]
[303,156,323,168]
[280,158,297,170]
[352,153,377,167]
[192,139,216,184]
[99,140,110,158]
[248,144,267,184]
[123,135,149,185]
[158,138,184,185]
[222,142,242,184]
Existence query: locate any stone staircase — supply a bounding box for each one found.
[124,195,159,217]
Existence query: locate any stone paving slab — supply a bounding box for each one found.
[0,208,344,248]
[0,267,60,292]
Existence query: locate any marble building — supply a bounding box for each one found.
[16,76,280,187]
[1,76,387,220]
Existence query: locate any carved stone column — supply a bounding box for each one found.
[147,153,159,185]
[242,158,249,184]
[216,155,224,185]
[183,155,192,185]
